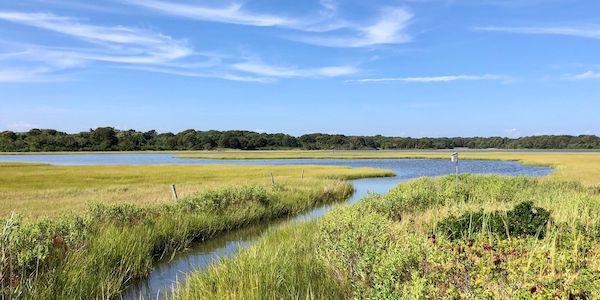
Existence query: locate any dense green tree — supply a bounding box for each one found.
[90,127,118,150]
[1,128,599,152]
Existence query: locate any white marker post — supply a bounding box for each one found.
[451,152,459,192]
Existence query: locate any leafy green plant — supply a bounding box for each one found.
[438,201,551,240]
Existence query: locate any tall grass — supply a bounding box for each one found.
[175,221,344,300]
[176,175,600,299]
[0,179,356,299]
[0,163,393,217]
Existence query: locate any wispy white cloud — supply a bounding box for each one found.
[0,10,359,83]
[231,61,358,78]
[0,67,47,83]
[125,65,275,83]
[123,0,295,27]
[319,0,337,13]
[443,0,560,7]
[348,74,509,83]
[295,8,413,47]
[0,11,271,83]
[0,11,192,64]
[473,26,600,39]
[122,0,414,48]
[122,0,346,31]
[563,70,600,80]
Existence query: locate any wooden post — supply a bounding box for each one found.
[270,172,275,186]
[171,184,178,200]
[301,169,304,179]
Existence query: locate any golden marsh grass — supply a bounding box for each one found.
[0,163,393,217]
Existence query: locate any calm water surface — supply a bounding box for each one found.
[0,153,553,299]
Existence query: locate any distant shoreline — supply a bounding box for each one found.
[2,148,600,155]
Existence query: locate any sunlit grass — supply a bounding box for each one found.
[174,221,344,300]
[0,163,393,217]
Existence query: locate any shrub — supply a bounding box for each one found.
[438,201,551,240]
[318,207,394,298]
[1,213,89,295]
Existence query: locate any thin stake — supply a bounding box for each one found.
[270,172,275,186]
[171,184,178,200]
[301,169,304,179]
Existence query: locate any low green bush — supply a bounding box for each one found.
[318,208,393,297]
[438,201,551,240]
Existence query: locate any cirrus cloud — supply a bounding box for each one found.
[231,62,358,78]
[0,10,360,83]
[348,74,510,83]
[563,70,600,80]
[122,0,414,48]
[473,25,600,40]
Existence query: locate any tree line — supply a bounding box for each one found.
[1,127,599,152]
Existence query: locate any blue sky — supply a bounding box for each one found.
[0,0,599,137]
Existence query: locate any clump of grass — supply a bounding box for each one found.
[0,180,356,299]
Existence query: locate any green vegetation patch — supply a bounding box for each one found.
[3,127,600,152]
[438,201,551,240]
[178,175,600,299]
[317,176,600,299]
[176,221,345,300]
[1,182,353,299]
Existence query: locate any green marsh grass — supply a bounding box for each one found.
[174,221,344,300]
[177,175,600,299]
[0,168,392,299]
